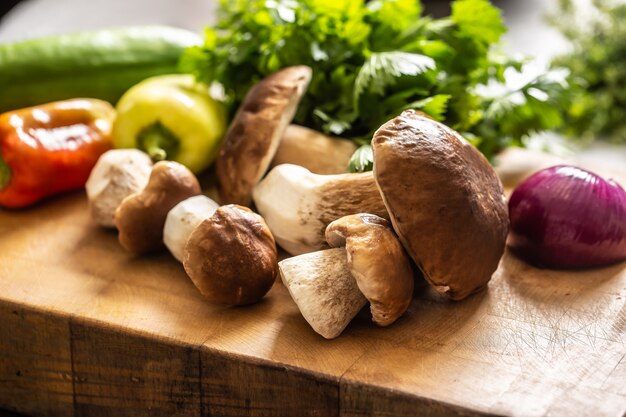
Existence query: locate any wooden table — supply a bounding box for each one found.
[0,157,625,417]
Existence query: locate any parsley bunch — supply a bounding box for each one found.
[183,0,570,170]
[549,0,626,143]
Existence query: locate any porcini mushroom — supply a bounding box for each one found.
[114,161,201,254]
[163,197,278,305]
[183,205,277,305]
[279,248,367,339]
[252,164,388,255]
[85,149,153,228]
[163,195,219,262]
[216,66,312,206]
[271,125,357,174]
[325,214,414,326]
[372,110,509,300]
[279,213,413,339]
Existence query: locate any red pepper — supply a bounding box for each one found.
[0,99,114,208]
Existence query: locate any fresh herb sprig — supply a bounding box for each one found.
[183,0,570,170]
[549,0,626,143]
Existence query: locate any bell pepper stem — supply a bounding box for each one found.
[0,152,10,190]
[137,121,180,162]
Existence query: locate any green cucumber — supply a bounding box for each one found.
[0,26,201,112]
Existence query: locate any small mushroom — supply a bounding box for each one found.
[372,110,509,300]
[325,214,414,327]
[279,213,412,339]
[271,125,357,174]
[253,164,388,255]
[163,195,219,262]
[279,248,366,339]
[216,66,312,206]
[114,161,201,254]
[183,205,278,306]
[85,149,153,228]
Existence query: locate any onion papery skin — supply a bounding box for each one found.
[508,165,626,269]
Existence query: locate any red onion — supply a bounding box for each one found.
[508,165,626,269]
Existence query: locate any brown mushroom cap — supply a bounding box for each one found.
[114,161,201,254]
[372,110,509,301]
[216,66,312,206]
[325,213,414,326]
[183,205,278,306]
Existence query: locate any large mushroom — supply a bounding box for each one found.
[253,164,388,255]
[279,213,413,339]
[216,66,312,206]
[278,111,509,338]
[372,110,509,300]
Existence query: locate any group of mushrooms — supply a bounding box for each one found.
[85,66,509,339]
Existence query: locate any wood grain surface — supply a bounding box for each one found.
[0,157,625,417]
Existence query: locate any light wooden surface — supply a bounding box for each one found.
[0,160,625,417]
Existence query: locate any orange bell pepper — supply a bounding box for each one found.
[0,99,114,208]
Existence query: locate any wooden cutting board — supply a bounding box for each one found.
[0,160,625,417]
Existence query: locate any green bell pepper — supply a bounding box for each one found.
[112,74,227,174]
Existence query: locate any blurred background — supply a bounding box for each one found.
[2,0,621,168]
[0,0,569,60]
[0,0,623,165]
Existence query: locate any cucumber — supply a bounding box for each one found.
[0,26,201,113]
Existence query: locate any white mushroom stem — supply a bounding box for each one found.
[279,248,367,339]
[85,149,153,228]
[253,164,388,255]
[163,195,219,262]
[271,125,357,175]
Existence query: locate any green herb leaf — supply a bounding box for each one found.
[549,0,626,143]
[367,0,422,32]
[451,0,506,45]
[403,94,451,121]
[348,144,374,173]
[355,52,435,98]
[183,0,568,167]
